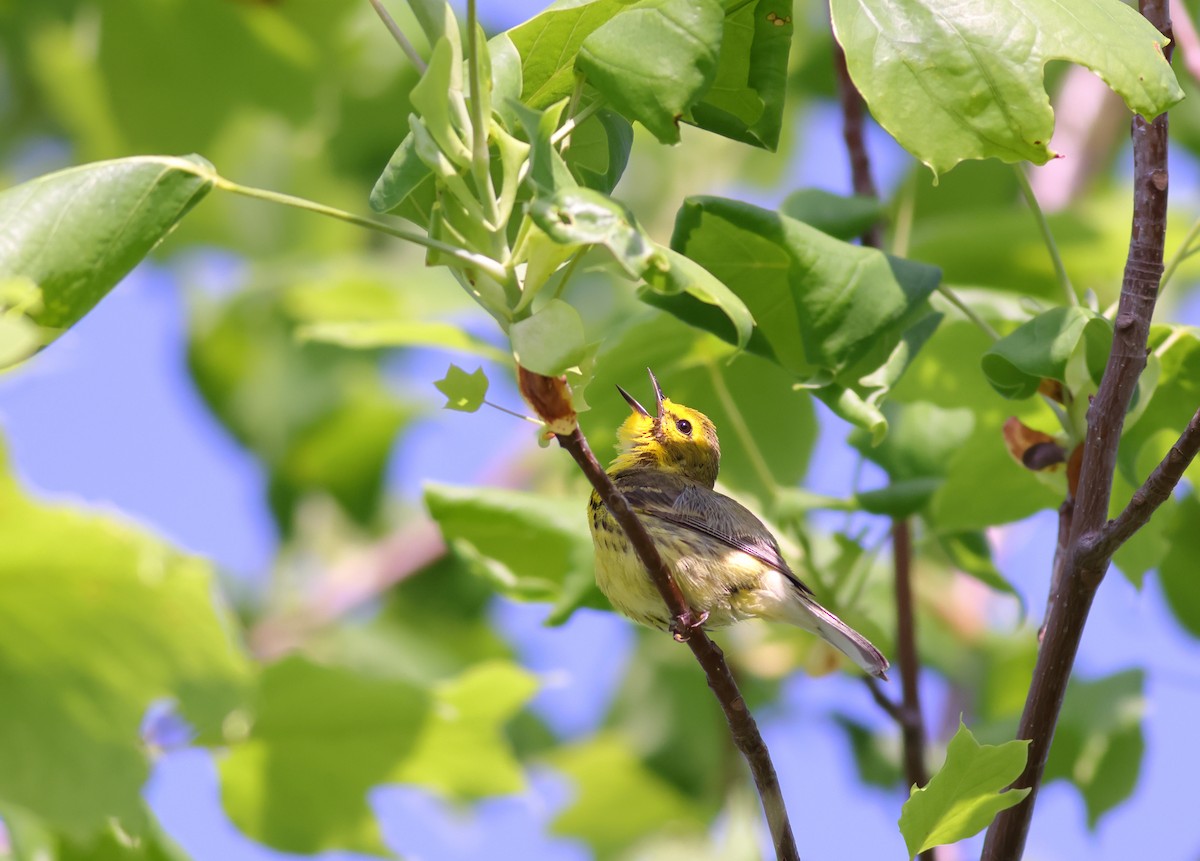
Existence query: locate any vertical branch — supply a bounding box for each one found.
[834,42,933,852]
[981,2,1174,858]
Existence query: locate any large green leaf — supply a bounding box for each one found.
[423,482,600,622]
[831,0,1184,176]
[899,720,1030,859]
[0,155,211,337]
[511,298,589,375]
[1044,670,1145,828]
[577,0,724,144]
[2,802,193,861]
[687,0,793,150]
[658,196,940,436]
[0,445,250,839]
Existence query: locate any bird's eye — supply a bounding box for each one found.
[676,419,693,436]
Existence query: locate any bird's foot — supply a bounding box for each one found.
[671,610,709,642]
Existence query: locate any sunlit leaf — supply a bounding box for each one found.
[507,1,629,109]
[831,0,1183,176]
[433,364,490,412]
[511,299,588,376]
[982,307,1111,400]
[899,720,1030,859]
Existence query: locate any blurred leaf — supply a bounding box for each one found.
[546,733,707,859]
[507,0,628,108]
[831,0,1183,176]
[899,720,1030,859]
[188,287,408,532]
[780,189,885,240]
[0,155,211,335]
[434,364,490,412]
[687,0,793,150]
[982,307,1111,400]
[511,299,588,376]
[1119,325,1200,487]
[577,0,723,144]
[833,714,903,789]
[219,656,427,855]
[936,531,1022,606]
[1159,492,1200,638]
[299,319,507,360]
[1045,670,1145,828]
[0,444,250,838]
[393,662,538,798]
[2,802,193,861]
[424,483,598,621]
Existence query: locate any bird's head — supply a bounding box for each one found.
[612,369,721,487]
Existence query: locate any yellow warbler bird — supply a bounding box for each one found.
[588,369,889,679]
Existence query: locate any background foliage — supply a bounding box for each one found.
[2,0,1200,859]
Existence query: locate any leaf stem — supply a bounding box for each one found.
[1014,165,1077,307]
[1159,215,1200,293]
[367,0,427,72]
[207,174,510,283]
[550,100,603,147]
[935,285,1001,341]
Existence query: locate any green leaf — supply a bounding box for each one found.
[219,656,427,854]
[1159,492,1200,638]
[393,661,538,797]
[833,714,903,789]
[855,478,944,518]
[434,364,490,412]
[0,444,250,838]
[831,0,1184,177]
[546,733,707,859]
[899,720,1031,859]
[562,109,634,194]
[512,99,577,195]
[511,298,588,376]
[687,0,793,150]
[780,188,885,241]
[507,0,629,109]
[982,306,1112,399]
[851,401,976,481]
[0,155,212,336]
[640,246,754,350]
[1044,670,1146,828]
[1119,325,1200,486]
[410,37,471,168]
[577,0,723,144]
[530,187,665,278]
[368,132,433,214]
[423,482,598,621]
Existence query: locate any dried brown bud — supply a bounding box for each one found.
[518,365,577,436]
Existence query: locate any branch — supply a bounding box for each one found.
[982,2,1174,857]
[554,424,800,861]
[1080,405,1200,563]
[832,43,883,248]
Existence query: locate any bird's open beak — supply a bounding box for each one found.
[647,368,666,418]
[616,384,649,416]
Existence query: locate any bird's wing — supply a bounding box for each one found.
[628,481,814,597]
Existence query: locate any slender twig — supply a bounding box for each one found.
[1080,405,1200,562]
[1159,215,1200,292]
[555,426,800,861]
[982,2,1174,857]
[367,0,427,72]
[1014,165,1078,307]
[892,519,934,861]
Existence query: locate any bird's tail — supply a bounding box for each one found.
[785,591,890,679]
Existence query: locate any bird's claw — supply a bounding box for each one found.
[671,610,709,642]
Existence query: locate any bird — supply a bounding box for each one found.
[588,368,889,679]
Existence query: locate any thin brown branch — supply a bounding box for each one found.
[982,2,1174,857]
[1038,497,1075,644]
[555,425,800,861]
[833,43,884,248]
[1081,405,1200,562]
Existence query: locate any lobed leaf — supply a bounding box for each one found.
[899,720,1030,858]
[434,364,490,412]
